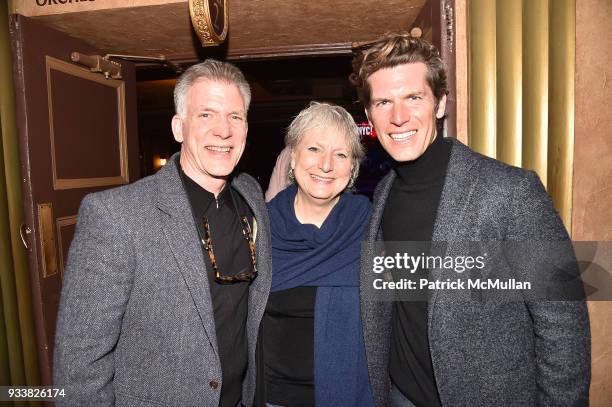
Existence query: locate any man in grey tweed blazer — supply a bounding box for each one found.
[54,60,271,406]
[353,33,590,406]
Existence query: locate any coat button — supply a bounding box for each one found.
[209,380,219,389]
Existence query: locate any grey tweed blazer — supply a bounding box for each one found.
[54,154,271,406]
[360,138,590,406]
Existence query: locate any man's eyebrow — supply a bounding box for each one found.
[371,96,390,103]
[194,105,218,112]
[193,106,246,116]
[408,90,426,96]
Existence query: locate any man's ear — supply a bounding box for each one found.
[171,115,184,143]
[435,94,447,119]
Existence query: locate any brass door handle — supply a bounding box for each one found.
[19,222,32,251]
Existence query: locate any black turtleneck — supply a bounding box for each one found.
[382,134,452,407]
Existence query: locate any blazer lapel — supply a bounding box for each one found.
[432,140,480,242]
[361,171,395,386]
[155,156,219,358]
[367,171,396,241]
[231,175,272,347]
[428,140,481,322]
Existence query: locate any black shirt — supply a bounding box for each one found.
[263,286,316,407]
[181,167,253,407]
[382,135,451,407]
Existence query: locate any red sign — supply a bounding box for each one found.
[357,121,377,139]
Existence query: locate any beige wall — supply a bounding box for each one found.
[456,0,611,402]
[574,1,612,240]
[574,0,612,405]
[454,0,468,144]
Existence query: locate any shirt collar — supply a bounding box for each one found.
[178,162,234,218]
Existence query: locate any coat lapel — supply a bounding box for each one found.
[428,140,481,322]
[432,140,481,242]
[155,155,219,358]
[231,174,272,402]
[360,171,395,400]
[367,171,396,241]
[231,174,272,350]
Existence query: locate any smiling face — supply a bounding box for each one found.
[171,78,247,194]
[291,125,353,209]
[366,62,446,162]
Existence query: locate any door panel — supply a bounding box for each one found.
[46,56,130,189]
[9,14,139,385]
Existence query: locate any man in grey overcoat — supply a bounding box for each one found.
[353,33,590,406]
[54,60,271,406]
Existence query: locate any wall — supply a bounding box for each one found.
[456,0,611,402]
[574,0,612,405]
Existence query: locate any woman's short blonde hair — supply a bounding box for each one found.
[285,101,365,188]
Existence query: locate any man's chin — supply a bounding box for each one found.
[203,162,239,179]
[387,150,421,163]
[208,171,233,180]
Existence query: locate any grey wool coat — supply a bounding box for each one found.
[54,154,272,406]
[360,138,591,406]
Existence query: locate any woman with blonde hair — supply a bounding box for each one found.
[261,102,373,406]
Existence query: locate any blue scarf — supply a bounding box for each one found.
[268,184,374,407]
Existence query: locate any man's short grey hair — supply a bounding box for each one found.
[285,101,365,188]
[173,59,251,117]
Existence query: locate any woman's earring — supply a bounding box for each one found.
[347,170,355,189]
[288,167,295,183]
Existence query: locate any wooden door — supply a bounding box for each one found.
[9,14,139,385]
